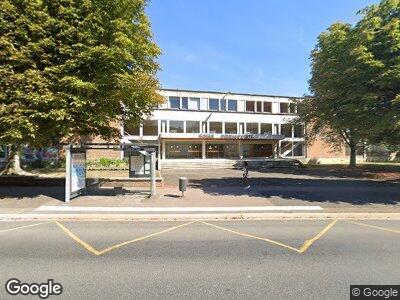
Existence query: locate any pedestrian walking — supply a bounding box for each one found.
[242,161,250,189]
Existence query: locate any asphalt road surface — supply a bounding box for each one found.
[0,220,399,299]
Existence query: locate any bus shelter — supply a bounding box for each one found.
[64,143,157,203]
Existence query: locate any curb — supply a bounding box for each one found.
[1,212,400,221]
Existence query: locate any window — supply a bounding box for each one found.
[256,101,262,113]
[209,122,223,134]
[206,143,238,158]
[280,142,293,156]
[220,99,227,111]
[169,96,180,109]
[280,103,289,114]
[289,102,297,114]
[0,146,6,159]
[246,101,255,112]
[188,97,200,110]
[166,142,202,159]
[124,121,140,135]
[294,125,304,137]
[169,121,184,133]
[225,123,237,134]
[209,99,219,111]
[281,124,292,137]
[242,144,272,158]
[227,100,237,111]
[263,102,272,113]
[181,97,188,110]
[293,142,304,156]
[186,121,200,133]
[261,123,272,134]
[142,120,158,136]
[246,123,259,134]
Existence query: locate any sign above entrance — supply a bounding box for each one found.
[160,133,284,140]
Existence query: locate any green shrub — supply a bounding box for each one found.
[87,158,128,169]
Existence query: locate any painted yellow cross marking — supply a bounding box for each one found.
[347,221,400,234]
[0,221,52,234]
[55,220,198,256]
[200,220,338,254]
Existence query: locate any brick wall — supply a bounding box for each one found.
[79,121,123,161]
[306,136,347,159]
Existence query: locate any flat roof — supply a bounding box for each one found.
[160,88,304,99]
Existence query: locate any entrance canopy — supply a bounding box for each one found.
[64,143,158,203]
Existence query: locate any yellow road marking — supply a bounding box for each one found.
[0,221,52,234]
[200,221,301,253]
[347,221,400,234]
[201,220,338,254]
[55,221,101,255]
[298,219,338,253]
[55,220,198,256]
[98,221,198,255]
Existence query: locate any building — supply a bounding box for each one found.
[2,88,375,169]
[121,89,306,168]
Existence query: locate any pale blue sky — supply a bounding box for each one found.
[147,0,378,96]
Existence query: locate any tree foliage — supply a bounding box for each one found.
[297,0,400,166]
[0,0,163,149]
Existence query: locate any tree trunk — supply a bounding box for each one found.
[349,144,357,168]
[0,145,33,176]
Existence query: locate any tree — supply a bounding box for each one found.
[354,0,400,148]
[0,0,163,175]
[298,0,400,167]
[298,23,372,167]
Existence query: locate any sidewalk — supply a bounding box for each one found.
[1,185,400,221]
[1,167,399,220]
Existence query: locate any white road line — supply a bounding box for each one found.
[35,205,323,212]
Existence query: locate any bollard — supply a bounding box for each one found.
[179,177,188,197]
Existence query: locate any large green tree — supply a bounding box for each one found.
[298,0,400,167]
[355,0,400,148]
[0,0,162,175]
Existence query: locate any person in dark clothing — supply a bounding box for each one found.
[242,161,250,189]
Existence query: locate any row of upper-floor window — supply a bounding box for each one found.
[124,120,304,138]
[164,96,297,114]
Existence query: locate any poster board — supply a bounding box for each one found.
[71,152,86,193]
[65,147,86,202]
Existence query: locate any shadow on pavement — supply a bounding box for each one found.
[188,177,400,205]
[0,186,65,202]
[257,165,400,181]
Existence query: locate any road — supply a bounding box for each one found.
[0,220,399,299]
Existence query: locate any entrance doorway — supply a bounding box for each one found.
[243,143,273,158]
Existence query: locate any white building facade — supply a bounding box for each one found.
[122,89,305,167]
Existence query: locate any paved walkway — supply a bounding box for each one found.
[0,168,399,214]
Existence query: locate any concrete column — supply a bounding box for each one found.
[157,142,162,171]
[202,140,206,159]
[275,142,280,158]
[162,139,166,160]
[150,152,156,196]
[238,140,243,158]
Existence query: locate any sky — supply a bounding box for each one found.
[147,0,378,97]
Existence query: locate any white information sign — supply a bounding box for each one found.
[71,153,86,193]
